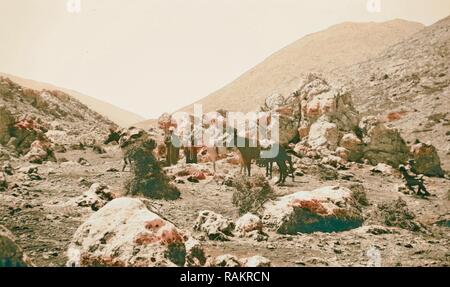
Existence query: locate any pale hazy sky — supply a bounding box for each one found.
[0,0,449,118]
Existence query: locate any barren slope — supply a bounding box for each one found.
[0,73,144,127]
[335,16,450,170]
[177,19,424,115]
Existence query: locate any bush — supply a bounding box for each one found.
[348,184,369,207]
[232,175,275,215]
[125,138,180,200]
[378,198,423,232]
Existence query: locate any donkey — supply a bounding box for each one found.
[258,144,295,183]
[233,129,291,185]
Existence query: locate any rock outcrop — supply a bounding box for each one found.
[410,142,444,177]
[261,74,444,175]
[359,116,409,167]
[67,198,187,267]
[262,186,363,234]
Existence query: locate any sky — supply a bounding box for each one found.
[0,0,449,119]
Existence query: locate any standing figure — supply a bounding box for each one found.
[164,127,179,166]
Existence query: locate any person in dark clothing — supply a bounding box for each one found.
[399,164,430,197]
[164,127,180,166]
[164,130,173,166]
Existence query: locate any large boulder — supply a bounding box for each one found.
[0,225,32,267]
[307,117,339,150]
[410,143,444,177]
[67,198,187,267]
[339,133,363,161]
[193,210,235,241]
[300,74,359,131]
[360,117,409,167]
[262,186,363,234]
[235,213,263,236]
[234,213,268,241]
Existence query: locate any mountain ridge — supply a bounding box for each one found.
[175,19,424,116]
[0,72,144,127]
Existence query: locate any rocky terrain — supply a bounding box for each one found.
[335,16,450,171]
[1,17,449,268]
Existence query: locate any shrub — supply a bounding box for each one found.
[232,175,275,215]
[125,138,180,200]
[378,198,423,232]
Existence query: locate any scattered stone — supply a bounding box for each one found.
[92,144,106,154]
[24,140,55,164]
[77,157,90,166]
[234,213,268,241]
[0,172,7,192]
[208,254,241,267]
[242,255,271,267]
[193,210,235,241]
[371,163,395,176]
[187,176,200,183]
[308,117,339,150]
[2,162,13,175]
[75,183,116,211]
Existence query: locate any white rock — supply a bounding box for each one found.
[209,254,241,267]
[67,198,187,267]
[235,213,262,236]
[308,117,339,150]
[193,210,235,241]
[243,255,271,267]
[262,186,363,234]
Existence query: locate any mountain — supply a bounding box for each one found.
[0,73,144,127]
[176,19,424,115]
[0,75,115,149]
[335,15,450,170]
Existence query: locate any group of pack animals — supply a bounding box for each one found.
[104,126,299,185]
[104,127,432,193]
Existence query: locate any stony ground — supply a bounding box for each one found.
[1,145,448,267]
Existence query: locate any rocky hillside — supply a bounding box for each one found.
[335,16,450,170]
[177,19,424,115]
[0,73,145,127]
[0,76,115,151]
